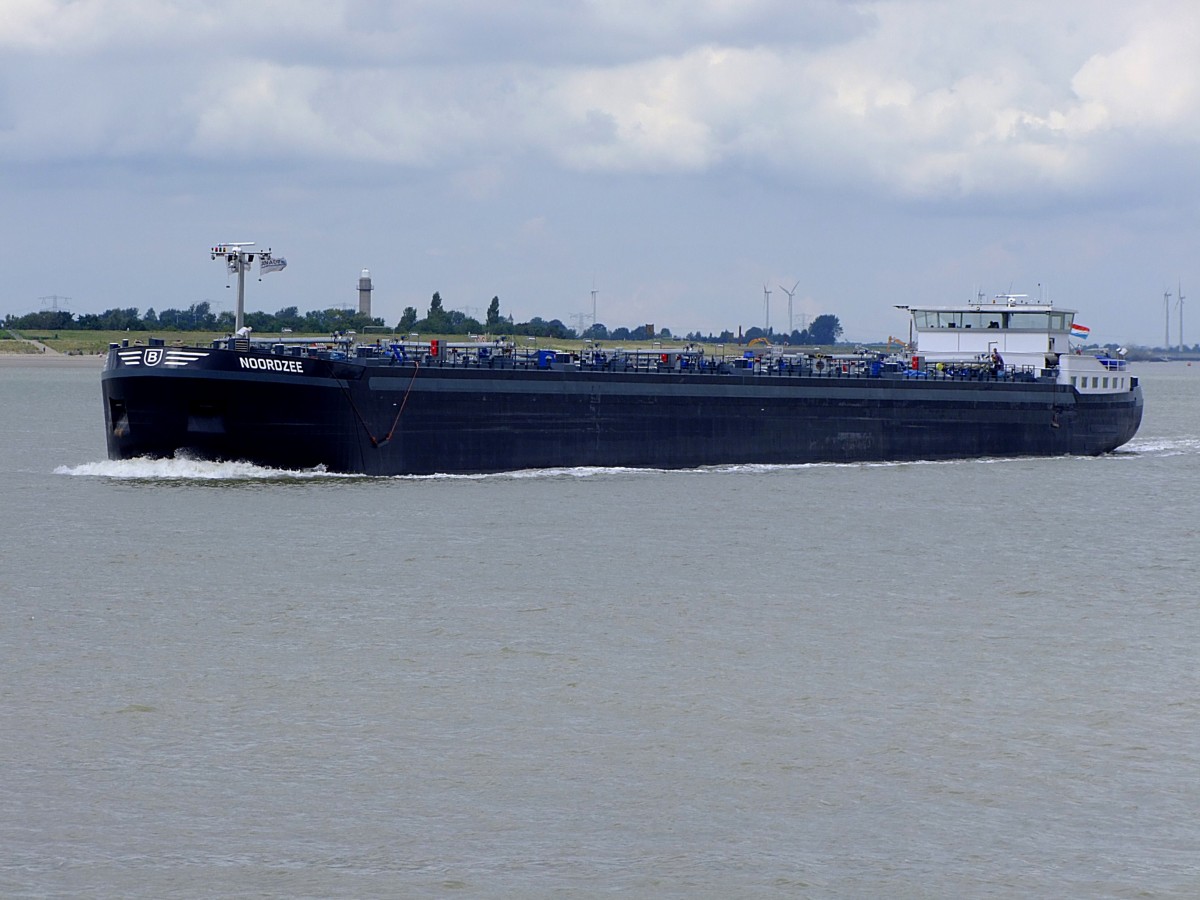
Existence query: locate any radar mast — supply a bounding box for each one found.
[211,242,287,331]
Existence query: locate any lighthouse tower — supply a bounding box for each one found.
[358,269,373,316]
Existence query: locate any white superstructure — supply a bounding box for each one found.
[899,294,1132,396]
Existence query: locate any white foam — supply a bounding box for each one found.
[382,466,645,481]
[55,456,344,480]
[57,442,1175,482]
[507,466,641,479]
[1121,437,1200,457]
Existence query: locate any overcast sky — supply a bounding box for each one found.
[3,0,1198,345]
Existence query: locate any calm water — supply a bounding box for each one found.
[2,359,1198,898]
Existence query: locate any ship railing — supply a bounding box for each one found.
[906,363,1040,382]
[228,338,1043,381]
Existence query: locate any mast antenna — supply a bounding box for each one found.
[211,242,286,332]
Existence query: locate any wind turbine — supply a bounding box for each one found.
[590,274,598,330]
[1178,280,1185,352]
[779,281,799,335]
[1164,288,1173,350]
[762,284,771,332]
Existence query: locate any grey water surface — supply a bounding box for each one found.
[2,359,1198,898]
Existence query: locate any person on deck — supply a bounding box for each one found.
[990,348,1004,376]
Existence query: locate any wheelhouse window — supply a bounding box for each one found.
[1004,311,1071,331]
[913,311,1006,329]
[1008,312,1045,330]
[912,309,1070,331]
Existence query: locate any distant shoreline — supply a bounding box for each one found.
[0,353,103,367]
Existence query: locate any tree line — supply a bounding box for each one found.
[2,302,381,335]
[677,316,844,346]
[6,293,843,344]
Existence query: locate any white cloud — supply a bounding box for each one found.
[1,0,217,53]
[1071,15,1200,134]
[4,0,1199,206]
[3,0,1200,345]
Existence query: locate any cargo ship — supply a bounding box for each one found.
[100,247,1143,475]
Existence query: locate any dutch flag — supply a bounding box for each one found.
[1071,322,1090,338]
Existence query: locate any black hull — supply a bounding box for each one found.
[102,348,1144,475]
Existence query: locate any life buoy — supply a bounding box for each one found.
[814,359,825,371]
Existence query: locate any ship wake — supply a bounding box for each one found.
[1121,437,1200,458]
[55,456,348,481]
[56,442,1185,482]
